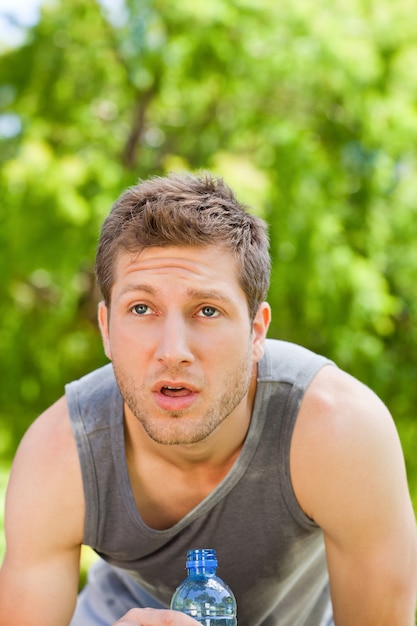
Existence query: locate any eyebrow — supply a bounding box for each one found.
[119,283,235,305]
[186,288,235,305]
[119,283,157,297]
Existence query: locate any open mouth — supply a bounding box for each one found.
[154,382,198,412]
[161,386,191,397]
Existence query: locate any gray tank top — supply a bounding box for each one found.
[66,339,333,626]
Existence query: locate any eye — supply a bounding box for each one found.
[132,303,152,315]
[197,306,219,318]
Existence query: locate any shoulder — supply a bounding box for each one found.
[294,364,397,453]
[295,363,393,433]
[290,364,409,528]
[16,395,79,470]
[65,363,120,430]
[7,395,85,549]
[65,362,116,393]
[260,338,332,385]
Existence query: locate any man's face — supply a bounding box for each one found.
[98,244,270,446]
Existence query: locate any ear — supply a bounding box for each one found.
[252,302,271,363]
[98,301,112,360]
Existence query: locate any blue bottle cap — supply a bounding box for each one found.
[186,548,218,569]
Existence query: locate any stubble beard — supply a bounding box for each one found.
[113,347,254,446]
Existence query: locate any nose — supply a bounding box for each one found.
[154,313,194,366]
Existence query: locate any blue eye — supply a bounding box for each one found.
[199,306,219,317]
[132,304,150,315]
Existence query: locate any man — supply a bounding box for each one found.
[0,172,416,626]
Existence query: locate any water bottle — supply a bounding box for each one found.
[170,548,237,626]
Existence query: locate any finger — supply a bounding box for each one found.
[113,608,200,626]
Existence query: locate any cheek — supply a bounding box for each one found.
[108,324,156,364]
[218,330,255,367]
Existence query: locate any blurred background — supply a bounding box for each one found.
[1,0,417,565]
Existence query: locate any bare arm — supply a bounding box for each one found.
[0,397,85,626]
[292,365,417,625]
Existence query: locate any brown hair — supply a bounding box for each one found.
[95,171,270,320]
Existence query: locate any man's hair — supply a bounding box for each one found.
[95,171,270,321]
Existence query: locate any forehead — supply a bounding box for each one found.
[111,244,242,294]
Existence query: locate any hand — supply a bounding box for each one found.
[113,608,201,626]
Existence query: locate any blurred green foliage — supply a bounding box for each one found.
[0,0,417,520]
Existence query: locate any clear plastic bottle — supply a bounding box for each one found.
[170,548,237,626]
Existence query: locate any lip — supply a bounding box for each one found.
[152,380,199,412]
[153,389,199,412]
[152,378,199,392]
